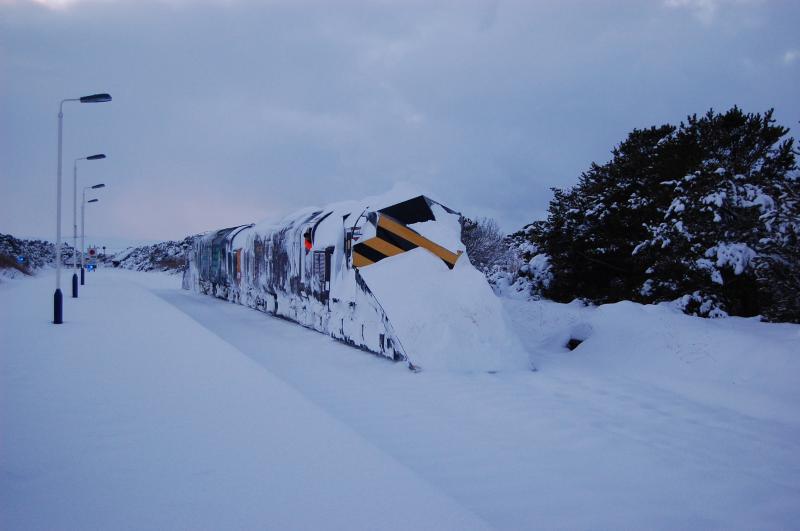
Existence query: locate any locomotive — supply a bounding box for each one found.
[183,190,528,371]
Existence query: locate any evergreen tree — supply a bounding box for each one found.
[635,108,795,316]
[527,107,798,320]
[538,124,680,303]
[754,146,800,323]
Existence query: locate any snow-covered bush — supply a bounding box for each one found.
[495,223,553,299]
[0,233,75,272]
[111,236,195,273]
[460,216,514,275]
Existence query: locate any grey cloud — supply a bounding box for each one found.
[1,0,798,241]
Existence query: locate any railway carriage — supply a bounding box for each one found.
[183,191,528,371]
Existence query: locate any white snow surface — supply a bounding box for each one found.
[0,270,488,531]
[2,268,800,530]
[360,248,530,372]
[360,201,528,371]
[408,203,463,251]
[706,241,757,276]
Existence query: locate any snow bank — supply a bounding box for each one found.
[504,297,800,424]
[5,269,799,529]
[360,248,530,372]
[171,272,800,530]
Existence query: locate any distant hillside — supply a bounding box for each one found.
[111,236,195,273]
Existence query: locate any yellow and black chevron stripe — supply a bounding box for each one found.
[352,214,463,269]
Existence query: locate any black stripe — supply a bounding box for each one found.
[378,196,435,225]
[353,243,386,263]
[376,226,417,252]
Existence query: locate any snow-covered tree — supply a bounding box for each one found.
[524,107,798,321]
[754,148,800,323]
[502,222,552,298]
[634,108,796,317]
[534,124,680,303]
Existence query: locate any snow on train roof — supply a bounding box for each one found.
[196,185,460,248]
[248,184,454,235]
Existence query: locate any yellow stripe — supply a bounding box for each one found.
[352,252,374,268]
[378,215,462,266]
[362,237,405,257]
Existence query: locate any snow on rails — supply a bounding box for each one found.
[183,190,529,371]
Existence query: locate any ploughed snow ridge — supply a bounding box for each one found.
[361,204,530,372]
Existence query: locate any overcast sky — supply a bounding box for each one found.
[1,0,798,243]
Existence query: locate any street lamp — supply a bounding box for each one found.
[54,93,112,324]
[80,94,112,103]
[81,184,105,286]
[72,153,106,298]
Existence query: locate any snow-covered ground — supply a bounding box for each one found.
[0,270,487,531]
[2,269,799,530]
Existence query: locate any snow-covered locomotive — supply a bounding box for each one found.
[183,190,527,371]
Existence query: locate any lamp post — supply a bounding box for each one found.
[72,153,106,298]
[54,93,112,324]
[81,184,105,285]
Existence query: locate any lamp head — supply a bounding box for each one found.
[91,184,106,189]
[87,199,99,203]
[87,154,106,160]
[80,93,112,103]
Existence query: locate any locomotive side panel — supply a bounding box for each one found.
[186,209,407,363]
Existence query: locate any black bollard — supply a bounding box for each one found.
[53,289,63,324]
[80,267,85,285]
[72,273,78,298]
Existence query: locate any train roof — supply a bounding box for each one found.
[249,186,460,234]
[192,187,461,248]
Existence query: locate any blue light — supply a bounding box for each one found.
[17,256,24,263]
[87,264,96,272]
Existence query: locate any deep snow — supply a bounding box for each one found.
[0,270,488,531]
[360,248,529,371]
[2,268,799,530]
